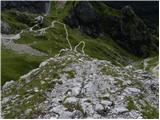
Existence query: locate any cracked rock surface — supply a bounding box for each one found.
[2,50,159,119]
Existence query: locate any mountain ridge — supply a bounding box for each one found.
[2,49,159,119]
[1,1,159,119]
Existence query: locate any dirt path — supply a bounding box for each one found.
[1,19,85,57]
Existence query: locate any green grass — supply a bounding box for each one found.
[91,2,121,17]
[66,70,76,79]
[49,1,74,20]
[145,56,159,71]
[100,66,119,77]
[63,102,84,115]
[141,101,159,119]
[2,50,82,118]
[1,49,48,85]
[2,1,156,86]
[126,96,137,111]
[133,56,158,72]
[16,22,137,66]
[3,1,138,71]
[1,10,39,33]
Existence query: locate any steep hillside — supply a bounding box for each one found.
[64,1,158,57]
[1,1,158,84]
[1,1,159,119]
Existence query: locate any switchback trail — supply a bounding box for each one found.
[1,17,86,57]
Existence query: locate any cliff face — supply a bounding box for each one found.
[1,1,50,14]
[64,1,158,58]
[104,1,159,30]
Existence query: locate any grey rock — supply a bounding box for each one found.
[63,97,78,104]
[1,21,11,34]
[112,106,129,114]
[64,2,100,37]
[2,80,15,89]
[2,50,159,119]
[95,103,104,111]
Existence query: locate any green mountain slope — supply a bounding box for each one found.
[1,1,158,86]
[1,1,159,119]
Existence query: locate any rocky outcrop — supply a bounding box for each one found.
[2,50,159,119]
[115,6,153,57]
[104,1,159,32]
[1,21,11,34]
[64,2,101,37]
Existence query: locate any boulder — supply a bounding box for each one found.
[1,21,11,34]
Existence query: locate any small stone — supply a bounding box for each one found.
[129,110,141,119]
[72,87,81,96]
[95,103,104,111]
[112,106,128,114]
[2,80,15,89]
[34,87,39,92]
[25,108,32,115]
[2,97,10,105]
[45,78,49,80]
[96,107,109,116]
[40,80,45,84]
[101,100,112,107]
[150,84,157,91]
[39,61,48,67]
[64,97,78,104]
[124,87,140,95]
[123,80,132,85]
[103,93,110,98]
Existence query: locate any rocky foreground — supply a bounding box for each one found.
[2,50,159,119]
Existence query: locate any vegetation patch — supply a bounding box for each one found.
[116,80,123,87]
[1,10,39,33]
[63,102,84,114]
[91,2,121,17]
[2,54,77,118]
[100,66,119,77]
[1,49,47,85]
[126,96,137,111]
[141,101,159,119]
[66,70,76,79]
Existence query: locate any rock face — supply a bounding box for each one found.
[64,2,158,57]
[103,5,158,58]
[1,1,50,14]
[2,50,159,119]
[64,2,100,37]
[116,6,152,57]
[104,1,159,31]
[1,21,11,34]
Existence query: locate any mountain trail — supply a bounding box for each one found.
[2,50,159,119]
[1,17,86,56]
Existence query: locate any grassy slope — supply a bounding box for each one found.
[1,10,49,85]
[1,49,48,85]
[1,10,38,33]
[1,2,159,119]
[1,1,158,84]
[16,1,138,65]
